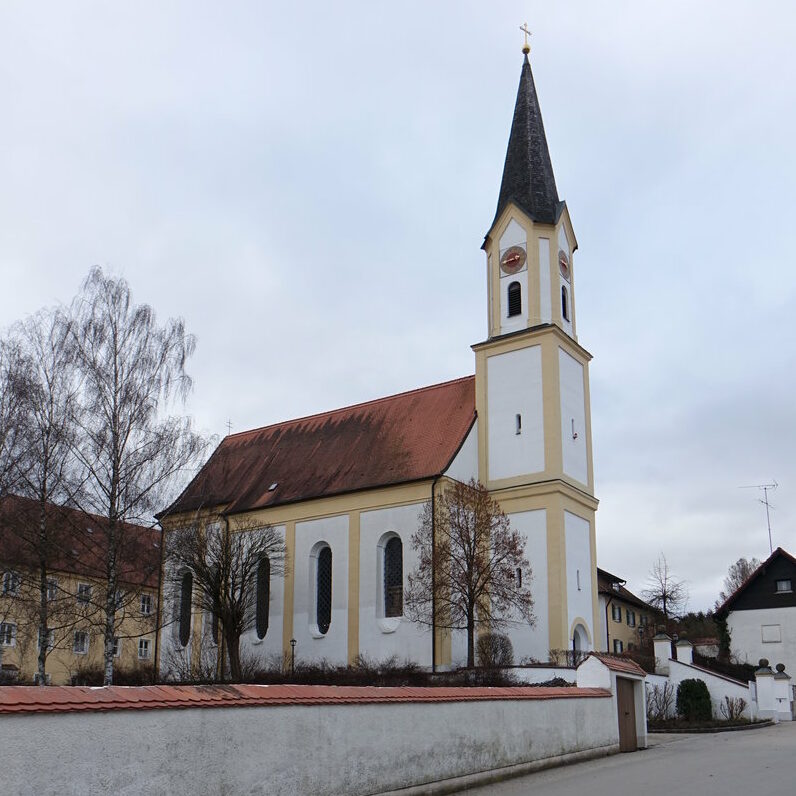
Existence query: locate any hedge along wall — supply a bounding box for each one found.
[0,684,617,795]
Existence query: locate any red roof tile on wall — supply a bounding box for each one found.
[0,684,612,714]
[588,653,646,677]
[163,376,477,517]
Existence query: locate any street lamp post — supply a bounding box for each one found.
[290,638,296,676]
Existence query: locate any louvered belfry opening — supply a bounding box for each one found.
[255,556,270,640]
[384,537,403,618]
[508,281,522,317]
[316,546,332,635]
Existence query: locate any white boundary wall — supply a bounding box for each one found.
[1,692,618,795]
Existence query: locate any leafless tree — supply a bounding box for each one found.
[166,516,286,682]
[404,479,534,668]
[717,557,761,606]
[0,338,28,499]
[642,554,688,622]
[69,268,208,685]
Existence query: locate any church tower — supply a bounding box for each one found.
[473,45,599,660]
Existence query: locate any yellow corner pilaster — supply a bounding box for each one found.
[282,520,296,663]
[347,511,361,664]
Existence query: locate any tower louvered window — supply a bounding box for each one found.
[256,556,270,640]
[561,285,569,321]
[508,282,522,317]
[178,571,193,647]
[316,546,332,635]
[384,537,403,618]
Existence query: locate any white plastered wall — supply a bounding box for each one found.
[293,515,349,664]
[444,421,478,483]
[557,225,573,337]
[358,502,430,666]
[505,509,549,663]
[559,348,588,486]
[565,511,593,648]
[487,345,544,481]
[727,607,796,676]
[499,218,528,335]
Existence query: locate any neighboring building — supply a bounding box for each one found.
[716,547,796,675]
[157,48,601,675]
[597,568,658,654]
[0,495,160,684]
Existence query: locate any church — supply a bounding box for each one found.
[157,44,600,674]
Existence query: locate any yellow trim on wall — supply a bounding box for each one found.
[347,511,361,664]
[569,616,592,644]
[282,520,296,662]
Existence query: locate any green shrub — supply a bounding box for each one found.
[676,678,712,721]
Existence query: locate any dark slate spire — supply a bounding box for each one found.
[492,55,560,228]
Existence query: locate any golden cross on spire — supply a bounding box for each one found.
[519,22,531,55]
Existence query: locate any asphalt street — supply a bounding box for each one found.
[457,723,796,795]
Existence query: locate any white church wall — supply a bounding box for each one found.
[557,226,573,337]
[499,218,528,335]
[240,524,286,665]
[565,511,593,648]
[539,237,551,323]
[358,502,430,666]
[487,346,544,481]
[444,420,478,483]
[293,514,349,665]
[559,348,588,486]
[2,687,619,796]
[506,509,549,664]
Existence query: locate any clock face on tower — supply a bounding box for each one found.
[558,249,570,281]
[500,245,527,275]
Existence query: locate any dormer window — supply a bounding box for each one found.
[561,286,569,322]
[508,282,522,317]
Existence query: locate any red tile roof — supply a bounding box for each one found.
[162,376,477,517]
[0,495,161,589]
[597,568,658,614]
[0,683,612,714]
[587,653,647,677]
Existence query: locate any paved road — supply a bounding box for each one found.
[458,723,796,795]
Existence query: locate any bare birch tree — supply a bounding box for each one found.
[0,338,28,499]
[166,517,286,682]
[405,479,534,668]
[643,553,688,622]
[69,268,208,685]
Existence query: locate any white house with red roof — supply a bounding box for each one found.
[157,50,600,675]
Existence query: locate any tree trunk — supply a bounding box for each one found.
[467,608,475,668]
[103,518,118,686]
[225,628,241,682]
[37,496,48,685]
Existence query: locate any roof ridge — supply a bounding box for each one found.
[226,375,475,441]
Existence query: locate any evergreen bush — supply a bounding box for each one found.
[676,678,712,721]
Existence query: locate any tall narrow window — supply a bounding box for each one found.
[508,281,522,317]
[178,571,192,647]
[561,286,569,321]
[256,557,270,640]
[316,546,332,635]
[384,537,403,618]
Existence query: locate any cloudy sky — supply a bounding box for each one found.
[1,2,794,611]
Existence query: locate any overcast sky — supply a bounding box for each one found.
[1,2,794,611]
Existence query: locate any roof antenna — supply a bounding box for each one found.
[226,418,233,436]
[739,481,778,554]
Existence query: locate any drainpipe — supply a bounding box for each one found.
[430,475,440,674]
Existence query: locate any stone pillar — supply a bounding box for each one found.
[755,659,777,722]
[773,664,793,722]
[653,633,672,675]
[675,639,693,665]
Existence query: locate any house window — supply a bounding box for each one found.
[611,604,622,622]
[0,622,17,646]
[47,579,58,601]
[762,624,782,643]
[613,639,624,654]
[140,593,153,615]
[255,556,270,640]
[384,537,403,618]
[112,637,121,657]
[776,579,792,593]
[639,614,648,627]
[507,281,522,317]
[2,571,20,596]
[178,571,193,647]
[33,673,51,685]
[627,610,636,628]
[316,545,332,635]
[76,583,92,605]
[561,286,569,321]
[138,638,151,660]
[73,631,89,655]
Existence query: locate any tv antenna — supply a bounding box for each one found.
[739,481,778,553]
[225,418,233,436]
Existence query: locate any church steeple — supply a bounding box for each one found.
[491,54,560,229]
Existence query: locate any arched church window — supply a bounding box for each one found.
[316,545,332,635]
[178,571,192,648]
[508,282,522,317]
[255,557,270,640]
[383,537,403,618]
[561,286,569,321]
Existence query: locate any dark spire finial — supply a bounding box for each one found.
[490,52,561,231]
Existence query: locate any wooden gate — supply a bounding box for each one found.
[616,677,637,752]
